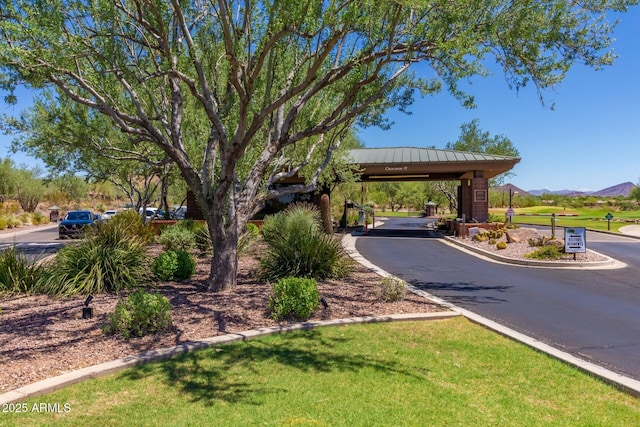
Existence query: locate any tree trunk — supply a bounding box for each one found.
[206,210,240,292]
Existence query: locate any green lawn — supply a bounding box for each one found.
[4,318,639,426]
[491,206,640,232]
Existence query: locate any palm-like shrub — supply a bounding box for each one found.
[260,203,351,281]
[39,221,149,295]
[109,209,155,244]
[0,246,44,295]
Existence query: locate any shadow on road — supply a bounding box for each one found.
[409,280,512,306]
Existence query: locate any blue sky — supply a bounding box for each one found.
[1,7,638,193]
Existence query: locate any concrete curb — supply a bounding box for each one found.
[342,233,640,398]
[0,311,460,405]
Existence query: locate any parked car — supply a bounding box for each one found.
[101,209,119,220]
[170,206,187,220]
[138,207,158,221]
[58,210,98,239]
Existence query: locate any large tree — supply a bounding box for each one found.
[1,0,635,291]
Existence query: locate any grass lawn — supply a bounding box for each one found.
[491,206,640,232]
[4,318,639,426]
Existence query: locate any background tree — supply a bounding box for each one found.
[446,119,521,187]
[0,157,17,206]
[14,167,45,212]
[629,179,640,203]
[1,0,635,291]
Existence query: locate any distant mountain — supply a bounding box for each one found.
[591,182,635,197]
[525,182,635,198]
[494,184,530,196]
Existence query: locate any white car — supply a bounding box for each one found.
[139,207,158,220]
[101,209,118,220]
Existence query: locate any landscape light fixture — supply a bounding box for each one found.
[82,295,94,319]
[320,297,329,309]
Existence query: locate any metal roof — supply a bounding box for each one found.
[347,147,519,164]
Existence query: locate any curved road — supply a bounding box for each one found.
[356,217,640,381]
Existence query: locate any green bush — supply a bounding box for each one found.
[158,226,195,252]
[151,251,179,281]
[0,216,6,230]
[269,277,319,321]
[102,289,173,340]
[38,221,149,295]
[151,250,196,281]
[525,245,562,260]
[0,246,45,295]
[174,251,196,279]
[109,209,155,244]
[260,204,351,281]
[377,276,407,302]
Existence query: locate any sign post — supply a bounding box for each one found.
[564,227,586,260]
[605,212,613,231]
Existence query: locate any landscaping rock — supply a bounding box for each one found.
[505,227,541,244]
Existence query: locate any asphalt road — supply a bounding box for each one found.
[356,217,640,381]
[0,225,63,263]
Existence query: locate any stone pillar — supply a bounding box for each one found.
[470,171,489,223]
[457,180,472,221]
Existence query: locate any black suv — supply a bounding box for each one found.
[58,210,98,239]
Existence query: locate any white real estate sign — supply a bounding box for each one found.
[564,227,586,253]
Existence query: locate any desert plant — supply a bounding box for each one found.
[151,251,179,281]
[260,204,351,281]
[496,241,508,250]
[193,225,212,255]
[39,222,149,295]
[102,289,173,340]
[108,209,155,244]
[0,216,6,230]
[238,222,260,255]
[151,250,196,281]
[377,276,407,302]
[269,277,319,321]
[488,238,497,245]
[174,251,196,279]
[525,245,562,260]
[0,246,45,295]
[158,226,195,252]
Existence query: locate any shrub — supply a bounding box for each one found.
[238,222,260,255]
[38,222,149,295]
[32,211,46,225]
[525,245,562,260]
[496,241,508,250]
[0,246,45,295]
[260,204,352,281]
[174,251,196,279]
[102,289,173,340]
[109,209,155,244]
[193,225,212,255]
[377,276,407,302]
[151,251,179,281]
[488,238,497,245]
[158,226,195,252]
[269,277,319,321]
[151,250,196,281]
[0,216,6,230]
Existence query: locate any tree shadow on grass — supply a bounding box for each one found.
[119,328,428,406]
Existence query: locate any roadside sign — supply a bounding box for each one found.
[605,213,614,231]
[565,227,586,253]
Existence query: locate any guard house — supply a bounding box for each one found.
[186,147,520,222]
[347,147,520,222]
